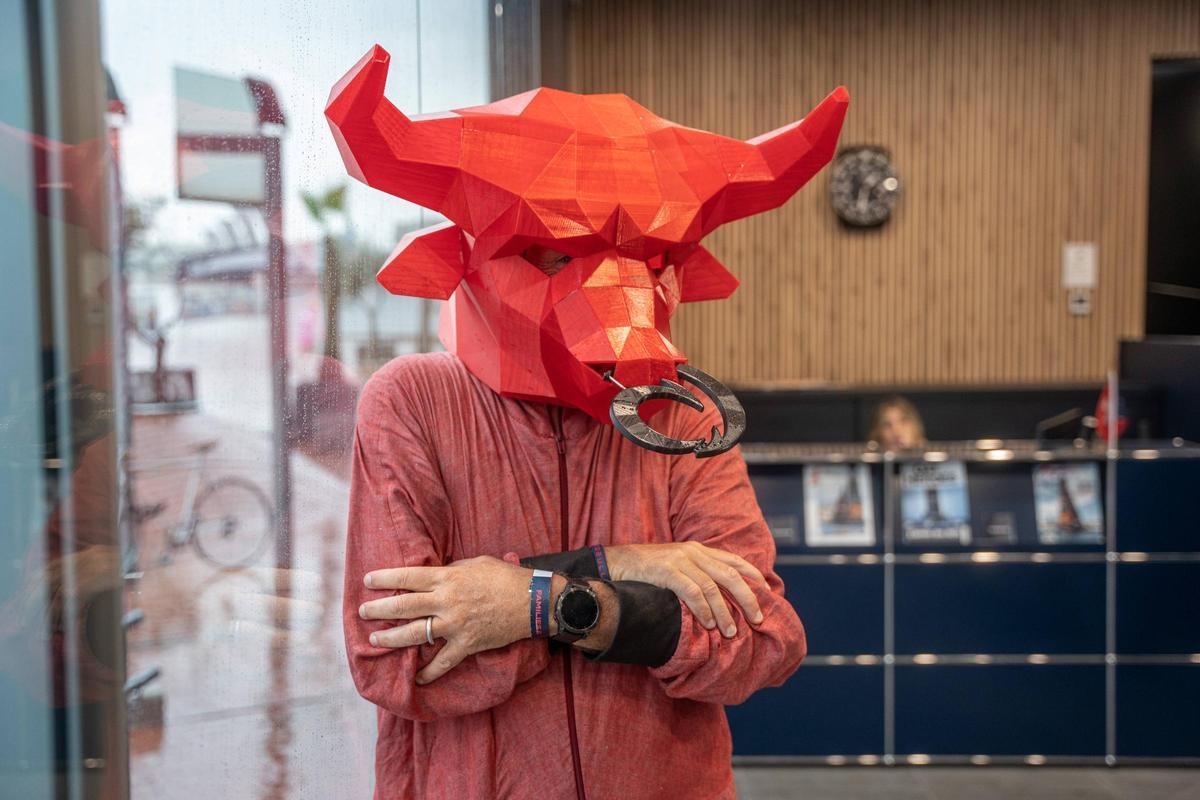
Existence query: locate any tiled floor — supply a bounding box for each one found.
[734,767,1200,800]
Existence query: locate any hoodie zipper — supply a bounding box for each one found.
[552,408,587,800]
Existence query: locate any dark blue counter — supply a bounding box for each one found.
[729,448,1200,764]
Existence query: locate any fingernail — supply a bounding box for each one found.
[703,619,715,630]
[369,632,378,646]
[725,625,737,637]
[359,604,368,618]
[363,574,374,588]
[415,676,427,685]
[753,612,764,624]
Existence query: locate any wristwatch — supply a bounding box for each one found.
[552,578,600,643]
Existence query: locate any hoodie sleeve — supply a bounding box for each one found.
[647,408,807,705]
[343,366,551,722]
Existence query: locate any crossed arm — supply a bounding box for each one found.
[356,542,767,684]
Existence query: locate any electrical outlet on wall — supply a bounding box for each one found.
[1067,287,1093,316]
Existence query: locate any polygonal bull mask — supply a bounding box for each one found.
[327,44,848,456]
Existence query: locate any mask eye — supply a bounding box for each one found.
[522,245,573,276]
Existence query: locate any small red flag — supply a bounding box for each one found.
[1095,383,1129,441]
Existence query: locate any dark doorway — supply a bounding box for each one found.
[1146,59,1200,335]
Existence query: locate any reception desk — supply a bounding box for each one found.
[728,440,1200,765]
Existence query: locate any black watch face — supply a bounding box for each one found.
[560,586,600,632]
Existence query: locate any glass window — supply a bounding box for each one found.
[3,2,487,797]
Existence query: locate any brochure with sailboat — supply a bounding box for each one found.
[802,464,876,547]
[1033,463,1104,544]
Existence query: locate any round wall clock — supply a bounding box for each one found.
[829,146,901,227]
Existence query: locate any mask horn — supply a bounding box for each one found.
[325,45,464,221]
[715,86,849,226]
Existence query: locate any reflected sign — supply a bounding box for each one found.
[174,66,284,206]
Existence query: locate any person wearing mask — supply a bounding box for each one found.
[328,45,849,800]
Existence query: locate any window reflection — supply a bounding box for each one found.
[2,1,487,797]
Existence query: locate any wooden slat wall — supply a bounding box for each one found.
[564,0,1200,386]
[491,0,539,100]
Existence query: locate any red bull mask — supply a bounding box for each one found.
[326,45,848,457]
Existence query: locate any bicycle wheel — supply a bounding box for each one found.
[191,477,273,568]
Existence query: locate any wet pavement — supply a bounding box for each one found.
[126,410,374,799]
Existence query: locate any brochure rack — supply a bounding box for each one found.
[729,440,1200,765]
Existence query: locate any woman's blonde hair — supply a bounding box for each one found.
[868,395,927,446]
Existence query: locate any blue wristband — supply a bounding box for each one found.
[591,543,611,581]
[529,569,553,638]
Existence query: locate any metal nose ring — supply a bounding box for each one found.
[604,365,746,458]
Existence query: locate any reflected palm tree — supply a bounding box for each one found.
[300,185,347,363]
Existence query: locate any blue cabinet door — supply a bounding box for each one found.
[1117,665,1200,757]
[1117,563,1200,654]
[779,565,884,656]
[895,665,1105,756]
[1117,460,1200,552]
[895,564,1105,654]
[729,666,884,756]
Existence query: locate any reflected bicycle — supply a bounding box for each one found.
[132,439,273,568]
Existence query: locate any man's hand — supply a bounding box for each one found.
[359,555,531,685]
[604,542,765,637]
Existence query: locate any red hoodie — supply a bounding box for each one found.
[344,352,806,799]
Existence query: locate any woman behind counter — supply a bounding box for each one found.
[869,395,928,451]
